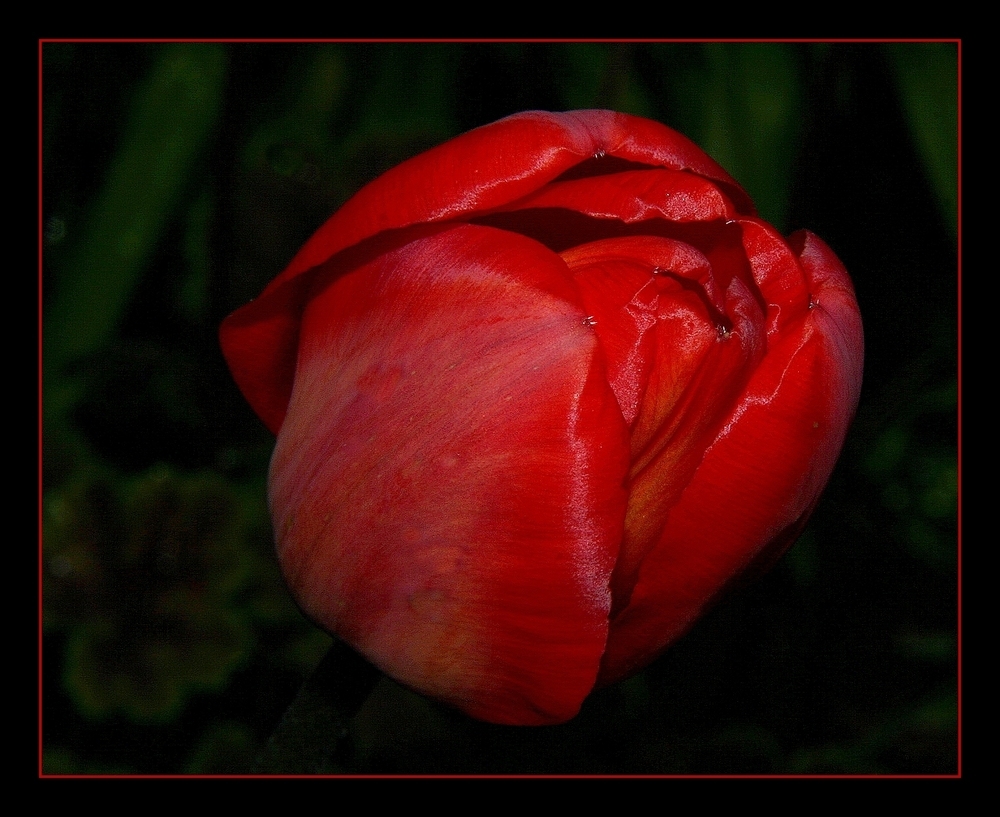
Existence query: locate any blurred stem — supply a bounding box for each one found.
[660,43,802,231]
[703,44,801,232]
[43,43,227,380]
[884,43,958,244]
[252,640,381,774]
[243,44,347,167]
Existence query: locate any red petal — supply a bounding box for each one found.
[494,169,740,226]
[269,224,629,725]
[789,230,866,430]
[219,276,305,435]
[598,230,863,685]
[220,228,449,433]
[563,235,765,613]
[221,112,751,430]
[283,111,749,283]
[738,217,811,338]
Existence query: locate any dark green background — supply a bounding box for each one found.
[41,41,958,775]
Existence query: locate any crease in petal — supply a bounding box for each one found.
[598,232,862,685]
[562,235,766,614]
[553,110,755,213]
[737,217,812,337]
[494,170,740,225]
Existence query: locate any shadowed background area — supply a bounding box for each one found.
[41,41,958,775]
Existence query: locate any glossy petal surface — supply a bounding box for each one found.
[562,235,765,612]
[598,226,863,684]
[220,111,751,433]
[219,110,864,725]
[269,225,629,724]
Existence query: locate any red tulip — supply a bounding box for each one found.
[220,110,863,726]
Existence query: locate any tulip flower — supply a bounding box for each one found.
[221,110,863,726]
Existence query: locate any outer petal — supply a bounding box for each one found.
[473,171,741,255]
[598,228,863,685]
[487,169,740,227]
[282,111,750,282]
[220,111,750,432]
[269,224,630,725]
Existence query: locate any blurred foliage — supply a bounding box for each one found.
[44,467,252,719]
[884,43,958,241]
[44,44,227,377]
[41,41,958,776]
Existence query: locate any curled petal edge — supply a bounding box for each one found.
[220,111,752,433]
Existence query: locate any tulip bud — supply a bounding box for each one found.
[221,110,863,725]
